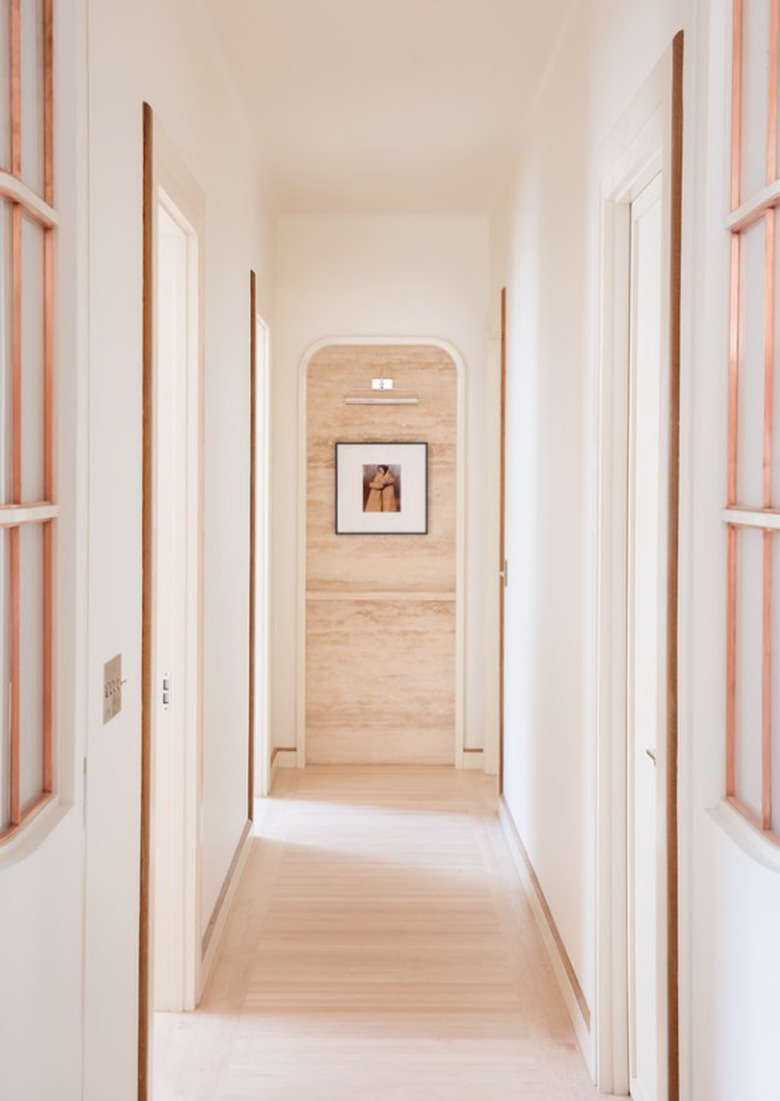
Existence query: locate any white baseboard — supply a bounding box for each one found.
[497,796,595,1080]
[462,749,484,771]
[199,819,253,999]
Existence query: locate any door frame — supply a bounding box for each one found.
[139,103,205,1100]
[249,272,271,801]
[594,35,683,1099]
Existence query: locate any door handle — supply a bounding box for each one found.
[499,559,509,586]
[646,749,657,765]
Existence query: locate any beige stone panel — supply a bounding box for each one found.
[306,598,456,764]
[307,344,457,593]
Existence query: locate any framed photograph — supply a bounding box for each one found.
[335,441,428,535]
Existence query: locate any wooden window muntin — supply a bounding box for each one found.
[726,0,780,843]
[0,0,55,842]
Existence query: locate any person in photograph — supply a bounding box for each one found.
[365,465,387,512]
[364,464,398,512]
[381,466,398,512]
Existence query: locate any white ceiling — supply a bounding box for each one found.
[203,0,572,214]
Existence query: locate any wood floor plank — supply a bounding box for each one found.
[154,767,606,1101]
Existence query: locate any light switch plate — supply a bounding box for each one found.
[103,654,123,724]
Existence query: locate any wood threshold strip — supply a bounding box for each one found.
[499,796,591,1030]
[138,101,154,1101]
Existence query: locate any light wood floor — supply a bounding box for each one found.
[154,767,604,1100]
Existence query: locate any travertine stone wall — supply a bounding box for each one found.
[306,344,457,764]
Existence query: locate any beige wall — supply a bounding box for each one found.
[305,344,457,764]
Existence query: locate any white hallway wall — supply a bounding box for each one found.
[271,216,494,765]
[83,0,275,1097]
[487,0,693,1080]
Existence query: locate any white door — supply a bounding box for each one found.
[152,194,200,1013]
[626,171,664,1101]
[253,312,271,797]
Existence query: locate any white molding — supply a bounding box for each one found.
[723,506,780,530]
[709,801,780,873]
[296,336,468,770]
[0,796,67,869]
[0,503,59,526]
[0,170,59,227]
[726,179,780,232]
[198,821,253,999]
[497,798,595,1075]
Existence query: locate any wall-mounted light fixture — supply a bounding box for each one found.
[343,374,421,406]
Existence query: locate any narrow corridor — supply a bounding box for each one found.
[155,767,604,1100]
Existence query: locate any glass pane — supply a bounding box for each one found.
[0,0,10,173]
[774,207,780,506]
[21,212,44,502]
[737,218,766,506]
[18,521,43,812]
[773,534,780,834]
[0,198,11,504]
[735,527,764,817]
[0,529,10,832]
[741,0,771,202]
[19,0,45,197]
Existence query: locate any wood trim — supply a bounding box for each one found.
[666,31,684,1101]
[138,101,154,1101]
[0,789,53,843]
[10,0,20,178]
[43,0,53,206]
[499,288,507,795]
[248,270,256,821]
[499,795,591,1030]
[726,794,780,844]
